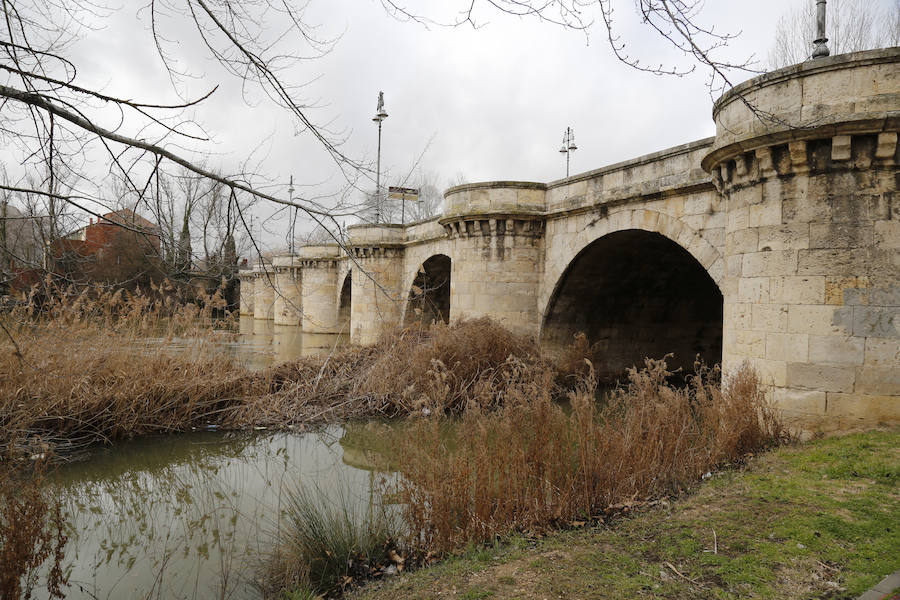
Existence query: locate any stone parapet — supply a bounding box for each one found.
[704,48,900,172]
[546,138,715,215]
[347,223,405,249]
[443,181,546,218]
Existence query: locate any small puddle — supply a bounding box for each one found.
[41,426,391,599]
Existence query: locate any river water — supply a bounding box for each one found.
[44,427,390,600]
[36,319,374,600]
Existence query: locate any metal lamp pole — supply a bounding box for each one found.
[812,0,830,58]
[372,91,389,223]
[559,127,578,178]
[287,175,296,255]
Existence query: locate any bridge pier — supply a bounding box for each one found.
[441,183,546,337]
[703,50,899,429]
[347,224,405,345]
[238,269,255,316]
[272,256,302,326]
[253,265,275,320]
[298,245,342,334]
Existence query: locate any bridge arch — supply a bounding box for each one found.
[541,209,723,381]
[337,271,351,333]
[403,254,452,326]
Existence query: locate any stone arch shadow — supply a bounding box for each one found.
[402,254,452,326]
[337,270,351,333]
[541,214,724,382]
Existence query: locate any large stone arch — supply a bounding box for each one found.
[402,254,452,325]
[541,208,724,317]
[541,209,724,381]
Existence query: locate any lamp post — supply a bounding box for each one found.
[559,127,577,178]
[287,175,296,255]
[812,0,830,58]
[372,91,389,223]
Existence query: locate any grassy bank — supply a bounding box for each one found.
[349,430,900,600]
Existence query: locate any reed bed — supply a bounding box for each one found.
[1,283,554,459]
[239,317,552,426]
[2,287,791,598]
[393,358,790,556]
[0,283,270,457]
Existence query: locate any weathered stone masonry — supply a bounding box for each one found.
[241,49,899,430]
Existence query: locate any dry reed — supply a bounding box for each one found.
[1,286,554,460]
[394,358,790,555]
[0,283,267,457]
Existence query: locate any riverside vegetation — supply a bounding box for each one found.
[2,286,800,598]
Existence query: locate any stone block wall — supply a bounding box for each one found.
[705,49,899,429]
[253,269,275,320]
[272,257,302,326]
[238,272,254,315]
[298,246,341,333]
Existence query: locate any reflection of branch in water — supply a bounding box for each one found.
[50,432,257,486]
[46,428,375,599]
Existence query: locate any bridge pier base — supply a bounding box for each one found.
[348,225,405,345]
[253,266,275,321]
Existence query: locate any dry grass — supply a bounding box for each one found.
[1,287,554,460]
[393,358,790,556]
[240,318,552,426]
[1,290,793,598]
[0,284,269,456]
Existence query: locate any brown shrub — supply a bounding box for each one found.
[356,318,550,413]
[393,358,790,555]
[230,318,556,427]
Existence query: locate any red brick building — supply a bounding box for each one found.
[49,209,163,287]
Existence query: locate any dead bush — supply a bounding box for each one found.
[393,358,789,555]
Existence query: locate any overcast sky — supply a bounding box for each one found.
[10,0,899,248]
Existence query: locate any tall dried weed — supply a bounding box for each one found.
[394,357,789,555]
[0,283,266,457]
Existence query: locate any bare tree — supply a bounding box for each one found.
[770,0,900,68]
[0,0,806,292]
[1,0,361,269]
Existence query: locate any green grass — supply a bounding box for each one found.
[265,483,403,598]
[350,430,900,600]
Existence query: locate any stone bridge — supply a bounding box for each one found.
[240,49,899,430]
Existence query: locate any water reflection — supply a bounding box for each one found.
[234,317,347,369]
[43,427,390,600]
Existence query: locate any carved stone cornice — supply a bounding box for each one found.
[439,215,545,240]
[710,130,898,194]
[348,246,404,260]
